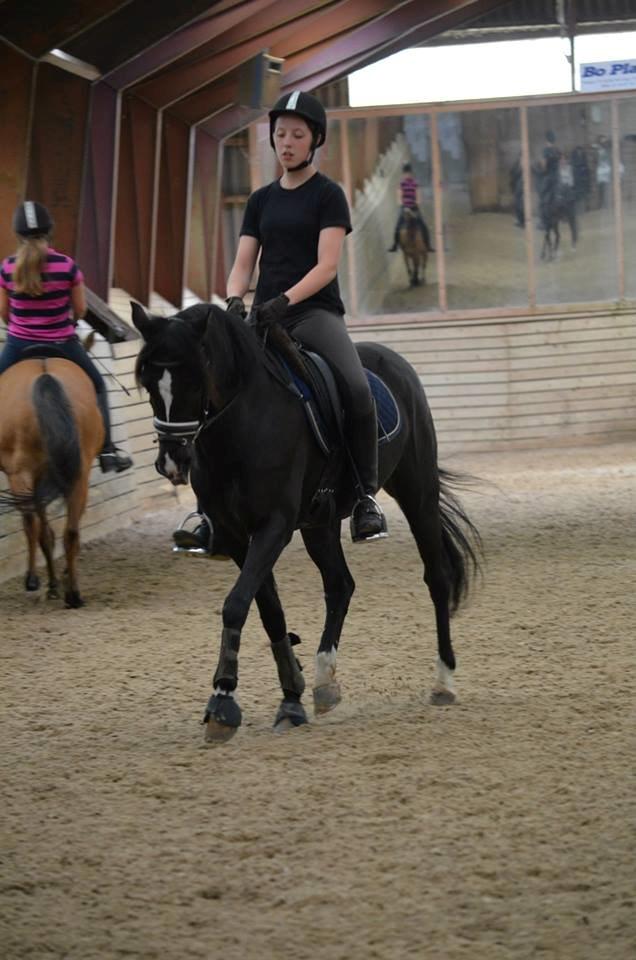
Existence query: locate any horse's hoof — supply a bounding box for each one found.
[203,693,242,743]
[274,699,308,732]
[204,718,239,743]
[313,681,342,715]
[47,586,60,600]
[64,591,84,609]
[25,573,40,592]
[430,688,456,706]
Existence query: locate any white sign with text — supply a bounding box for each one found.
[580,60,636,92]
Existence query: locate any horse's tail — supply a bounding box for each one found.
[438,468,483,615]
[0,373,84,514]
[32,373,82,507]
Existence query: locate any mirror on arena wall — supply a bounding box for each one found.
[344,113,438,316]
[619,97,636,300]
[437,107,527,311]
[528,100,618,304]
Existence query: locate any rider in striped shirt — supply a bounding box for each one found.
[0,201,132,473]
[388,163,435,253]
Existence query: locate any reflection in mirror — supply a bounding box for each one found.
[438,108,527,310]
[346,114,438,315]
[529,100,617,304]
[620,97,636,300]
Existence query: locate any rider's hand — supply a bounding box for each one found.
[255,293,289,327]
[225,296,247,320]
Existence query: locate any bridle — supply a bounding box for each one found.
[152,416,200,446]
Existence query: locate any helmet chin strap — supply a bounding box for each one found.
[286,148,315,172]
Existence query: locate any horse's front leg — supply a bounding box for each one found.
[204,515,295,742]
[301,525,355,716]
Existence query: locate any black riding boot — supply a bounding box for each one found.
[96,391,133,473]
[387,225,400,252]
[172,510,231,560]
[348,409,388,543]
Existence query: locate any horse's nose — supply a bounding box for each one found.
[155,451,189,486]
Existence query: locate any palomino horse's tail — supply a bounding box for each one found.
[0,374,81,513]
[438,468,483,615]
[32,374,81,506]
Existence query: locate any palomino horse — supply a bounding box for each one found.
[398,208,428,287]
[0,356,104,607]
[132,301,481,742]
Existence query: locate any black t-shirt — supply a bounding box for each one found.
[240,171,352,318]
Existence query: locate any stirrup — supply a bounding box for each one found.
[172,512,210,556]
[350,495,388,543]
[171,512,231,561]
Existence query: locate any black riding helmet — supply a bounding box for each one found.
[13,201,53,238]
[268,91,327,170]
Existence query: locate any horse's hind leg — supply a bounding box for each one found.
[37,508,60,599]
[255,573,308,732]
[62,475,89,608]
[301,524,355,716]
[22,512,41,594]
[384,467,456,705]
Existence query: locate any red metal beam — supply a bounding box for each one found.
[0,43,35,257]
[130,0,342,109]
[103,0,292,90]
[113,96,160,306]
[77,82,119,299]
[188,131,222,300]
[26,63,90,257]
[282,0,510,88]
[155,115,193,308]
[270,0,401,59]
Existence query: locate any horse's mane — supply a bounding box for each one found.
[135,302,306,401]
[202,304,263,395]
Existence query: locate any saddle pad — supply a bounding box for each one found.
[367,369,401,444]
[285,360,401,446]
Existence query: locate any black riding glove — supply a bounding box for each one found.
[255,294,290,327]
[225,296,247,320]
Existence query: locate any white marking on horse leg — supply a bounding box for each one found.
[158,368,173,419]
[429,658,457,705]
[435,658,455,695]
[315,649,337,688]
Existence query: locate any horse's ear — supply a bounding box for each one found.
[130,301,156,340]
[176,303,213,341]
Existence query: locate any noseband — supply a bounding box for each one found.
[152,416,200,446]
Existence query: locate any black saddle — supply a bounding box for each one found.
[269,345,401,457]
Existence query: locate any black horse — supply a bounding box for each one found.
[538,175,578,262]
[132,302,481,741]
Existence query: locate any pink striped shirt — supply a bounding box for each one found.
[400,176,419,208]
[0,248,83,341]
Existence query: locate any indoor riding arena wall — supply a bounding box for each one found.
[1,299,635,584]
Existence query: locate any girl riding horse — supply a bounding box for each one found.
[174,91,387,554]
[0,201,132,474]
